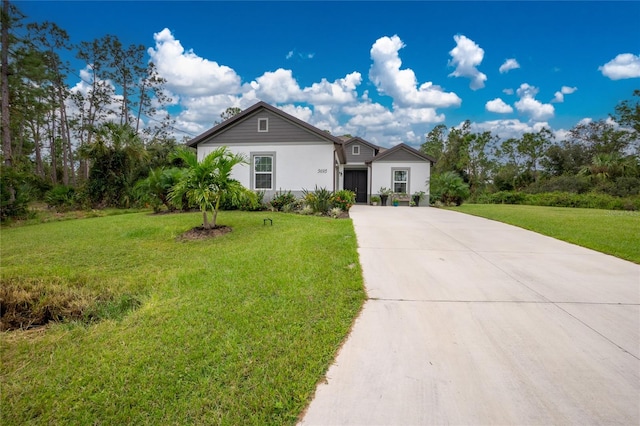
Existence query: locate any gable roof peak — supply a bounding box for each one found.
[186,101,344,147]
[372,142,437,163]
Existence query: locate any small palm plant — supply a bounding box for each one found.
[169,147,248,229]
[430,171,470,206]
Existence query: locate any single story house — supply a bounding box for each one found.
[187,101,435,205]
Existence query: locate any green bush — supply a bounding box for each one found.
[1,166,33,221]
[45,185,78,212]
[525,175,592,194]
[474,190,640,211]
[269,190,297,211]
[303,186,333,213]
[332,189,356,211]
[430,172,470,206]
[600,177,640,197]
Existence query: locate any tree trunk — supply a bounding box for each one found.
[1,0,12,168]
[202,209,210,229]
[212,196,221,228]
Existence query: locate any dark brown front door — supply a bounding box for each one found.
[344,170,368,203]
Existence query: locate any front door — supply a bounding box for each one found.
[344,170,368,203]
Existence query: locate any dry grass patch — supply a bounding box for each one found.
[0,276,140,331]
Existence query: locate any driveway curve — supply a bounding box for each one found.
[300,205,640,425]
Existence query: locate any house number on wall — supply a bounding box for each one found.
[317,169,328,173]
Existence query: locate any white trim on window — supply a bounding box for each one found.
[258,118,268,132]
[252,153,275,190]
[392,168,409,194]
[352,144,360,155]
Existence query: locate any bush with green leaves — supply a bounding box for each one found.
[475,190,639,211]
[45,185,78,212]
[0,167,32,222]
[303,186,333,213]
[269,190,297,211]
[331,189,356,211]
[134,167,184,213]
[329,207,343,218]
[430,172,470,206]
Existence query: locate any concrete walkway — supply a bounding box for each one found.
[300,206,640,425]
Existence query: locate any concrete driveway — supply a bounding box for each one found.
[300,206,640,425]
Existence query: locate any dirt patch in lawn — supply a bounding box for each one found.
[178,225,232,241]
[0,277,141,331]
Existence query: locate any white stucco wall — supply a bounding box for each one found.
[198,143,336,198]
[371,161,431,203]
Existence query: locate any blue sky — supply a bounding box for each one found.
[17,1,640,147]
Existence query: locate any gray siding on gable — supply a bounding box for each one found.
[200,111,328,145]
[376,148,426,162]
[344,142,376,163]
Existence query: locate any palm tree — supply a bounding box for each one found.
[169,147,247,229]
[81,122,149,207]
[430,171,470,206]
[134,167,183,212]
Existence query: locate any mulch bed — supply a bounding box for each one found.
[178,225,232,241]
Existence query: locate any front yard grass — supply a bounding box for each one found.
[1,211,365,425]
[452,204,640,264]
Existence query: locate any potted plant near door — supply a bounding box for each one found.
[378,187,391,206]
[371,195,380,206]
[412,191,426,207]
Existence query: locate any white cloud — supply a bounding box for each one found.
[286,48,315,60]
[249,68,303,103]
[503,88,514,95]
[551,85,578,103]
[448,34,487,90]
[499,58,520,74]
[469,119,550,140]
[369,35,461,108]
[148,28,242,97]
[486,98,513,114]
[514,83,554,121]
[279,104,313,123]
[302,72,362,105]
[599,53,640,80]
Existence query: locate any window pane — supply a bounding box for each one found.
[255,156,272,172]
[255,173,272,189]
[394,170,407,181]
[394,183,407,193]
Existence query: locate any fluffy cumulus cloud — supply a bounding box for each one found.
[249,69,303,103]
[278,104,313,123]
[469,119,550,140]
[140,29,562,147]
[551,86,577,103]
[148,28,242,97]
[599,53,640,80]
[369,35,461,108]
[485,98,513,114]
[302,72,362,105]
[514,83,555,121]
[499,58,520,74]
[448,35,487,90]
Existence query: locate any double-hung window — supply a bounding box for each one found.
[254,155,273,190]
[393,169,408,193]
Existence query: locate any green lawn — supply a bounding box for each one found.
[452,204,640,264]
[1,211,365,425]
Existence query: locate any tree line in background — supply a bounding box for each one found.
[1,0,639,222]
[1,0,180,220]
[423,90,640,209]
